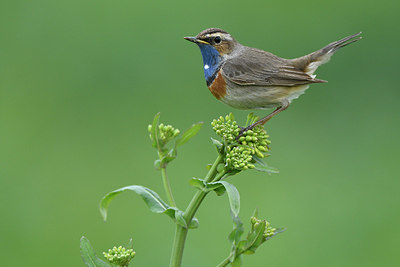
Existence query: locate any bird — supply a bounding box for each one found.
[184,28,361,134]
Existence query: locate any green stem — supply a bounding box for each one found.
[170,153,225,267]
[216,255,232,267]
[161,166,176,207]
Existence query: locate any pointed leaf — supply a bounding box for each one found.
[100,185,170,221]
[254,164,279,174]
[228,214,244,245]
[209,181,240,216]
[265,227,286,241]
[80,236,111,267]
[252,208,258,218]
[99,185,199,228]
[243,221,266,251]
[189,178,206,190]
[211,137,223,151]
[175,122,203,147]
[252,155,266,166]
[126,238,134,250]
[253,160,279,174]
[245,113,259,127]
[150,112,161,148]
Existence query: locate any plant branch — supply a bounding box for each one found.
[161,166,176,207]
[170,153,225,267]
[216,254,232,267]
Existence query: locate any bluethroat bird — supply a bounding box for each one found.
[184,28,361,134]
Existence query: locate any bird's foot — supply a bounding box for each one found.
[236,125,254,140]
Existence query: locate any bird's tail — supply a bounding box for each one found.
[291,32,362,76]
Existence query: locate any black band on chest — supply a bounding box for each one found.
[206,65,222,86]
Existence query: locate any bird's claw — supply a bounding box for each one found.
[236,126,249,140]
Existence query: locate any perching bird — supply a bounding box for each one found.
[184,28,361,132]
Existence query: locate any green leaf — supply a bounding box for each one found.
[211,137,223,151]
[80,236,110,267]
[126,238,134,250]
[213,185,226,196]
[100,185,171,221]
[243,249,256,255]
[160,148,177,166]
[154,159,161,170]
[254,163,279,174]
[252,155,265,166]
[245,113,259,127]
[175,122,203,147]
[265,227,286,241]
[209,181,240,216]
[228,215,244,245]
[205,182,224,191]
[243,220,266,252]
[99,185,199,228]
[232,255,242,267]
[237,240,247,251]
[252,157,279,174]
[150,113,161,148]
[189,177,206,190]
[190,178,227,196]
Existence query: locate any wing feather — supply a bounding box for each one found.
[222,47,326,87]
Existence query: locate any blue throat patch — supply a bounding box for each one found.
[197,43,222,86]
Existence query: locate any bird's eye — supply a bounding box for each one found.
[214,36,222,44]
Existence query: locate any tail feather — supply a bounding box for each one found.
[320,32,362,55]
[291,32,362,76]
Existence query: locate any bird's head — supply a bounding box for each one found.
[185,28,238,84]
[184,28,238,56]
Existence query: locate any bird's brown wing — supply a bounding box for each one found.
[222,47,326,87]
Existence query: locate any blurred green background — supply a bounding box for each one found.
[1,0,399,266]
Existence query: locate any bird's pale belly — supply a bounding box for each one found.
[219,82,310,110]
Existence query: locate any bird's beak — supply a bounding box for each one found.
[184,36,209,44]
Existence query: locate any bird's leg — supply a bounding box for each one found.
[236,100,290,139]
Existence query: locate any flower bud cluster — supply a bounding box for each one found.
[226,145,255,170]
[148,123,180,145]
[251,216,277,239]
[158,123,180,143]
[211,113,271,171]
[103,246,136,266]
[237,126,270,158]
[211,114,240,142]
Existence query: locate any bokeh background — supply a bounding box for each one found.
[1,0,399,266]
